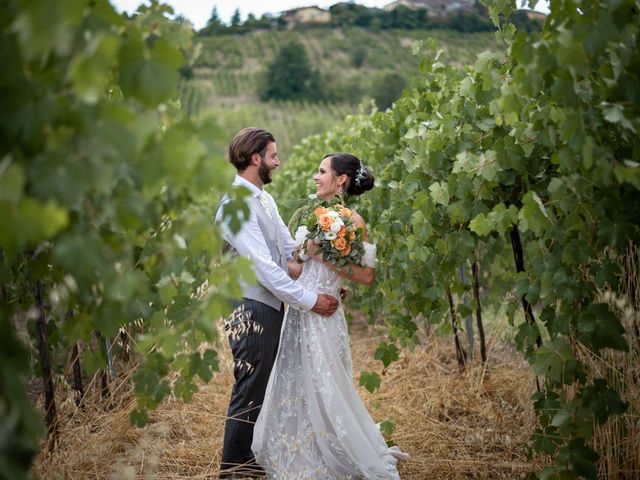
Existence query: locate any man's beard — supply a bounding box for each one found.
[259,161,273,185]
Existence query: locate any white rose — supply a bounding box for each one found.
[330,219,343,233]
[325,231,337,240]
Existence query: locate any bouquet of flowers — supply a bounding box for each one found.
[302,202,365,268]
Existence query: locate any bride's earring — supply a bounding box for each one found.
[338,185,344,197]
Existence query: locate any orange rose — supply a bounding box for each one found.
[315,207,328,216]
[338,226,347,238]
[333,237,347,251]
[319,214,333,231]
[339,207,351,217]
[340,244,351,256]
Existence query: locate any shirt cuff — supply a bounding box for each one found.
[298,289,317,312]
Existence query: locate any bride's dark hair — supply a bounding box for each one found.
[324,153,374,196]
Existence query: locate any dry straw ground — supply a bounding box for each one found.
[32,315,545,480]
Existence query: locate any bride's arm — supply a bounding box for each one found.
[307,213,376,287]
[332,260,375,287]
[288,225,309,280]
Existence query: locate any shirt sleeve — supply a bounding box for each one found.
[362,242,377,268]
[220,203,317,312]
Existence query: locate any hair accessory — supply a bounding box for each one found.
[354,163,366,187]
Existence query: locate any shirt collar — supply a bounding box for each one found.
[233,174,262,198]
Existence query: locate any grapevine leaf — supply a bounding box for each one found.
[577,303,628,352]
[469,213,491,236]
[531,426,560,454]
[130,408,149,428]
[581,379,627,424]
[518,191,550,234]
[374,342,399,368]
[174,378,198,403]
[0,158,25,204]
[429,181,449,206]
[379,417,396,437]
[556,438,598,479]
[359,371,381,393]
[533,338,574,384]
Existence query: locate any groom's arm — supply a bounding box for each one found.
[224,212,317,312]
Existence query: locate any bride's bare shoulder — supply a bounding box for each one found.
[350,210,368,240]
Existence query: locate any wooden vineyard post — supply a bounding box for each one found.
[509,226,542,348]
[94,331,111,402]
[459,266,475,360]
[34,280,59,450]
[119,328,130,363]
[510,226,542,391]
[447,286,467,370]
[624,242,640,338]
[71,343,84,407]
[472,262,487,364]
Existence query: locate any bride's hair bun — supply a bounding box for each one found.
[325,153,374,196]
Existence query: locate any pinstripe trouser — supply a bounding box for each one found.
[219,298,284,477]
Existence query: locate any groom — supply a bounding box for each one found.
[215,127,339,477]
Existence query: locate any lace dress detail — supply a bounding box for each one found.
[252,228,404,479]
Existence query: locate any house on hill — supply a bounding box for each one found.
[280,6,331,28]
[384,0,476,16]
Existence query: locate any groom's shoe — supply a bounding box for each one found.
[219,462,265,479]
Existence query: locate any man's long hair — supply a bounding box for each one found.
[228,127,275,172]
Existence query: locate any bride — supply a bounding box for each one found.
[252,153,408,479]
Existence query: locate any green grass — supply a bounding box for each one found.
[197,100,355,159]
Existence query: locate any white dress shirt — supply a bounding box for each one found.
[216,174,317,312]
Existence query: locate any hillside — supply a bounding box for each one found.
[192,27,499,103]
[183,27,500,156]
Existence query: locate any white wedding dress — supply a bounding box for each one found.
[252,227,406,479]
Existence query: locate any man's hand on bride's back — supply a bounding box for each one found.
[312,293,339,316]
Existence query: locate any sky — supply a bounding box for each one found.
[110,0,550,30]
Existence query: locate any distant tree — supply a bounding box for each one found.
[207,6,222,27]
[509,10,543,33]
[353,7,381,27]
[447,10,493,32]
[231,8,241,27]
[174,14,188,24]
[200,5,224,35]
[229,8,247,33]
[329,2,368,27]
[371,72,408,110]
[258,40,324,102]
[328,74,367,104]
[256,14,275,29]
[381,6,429,29]
[245,13,275,30]
[350,44,367,68]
